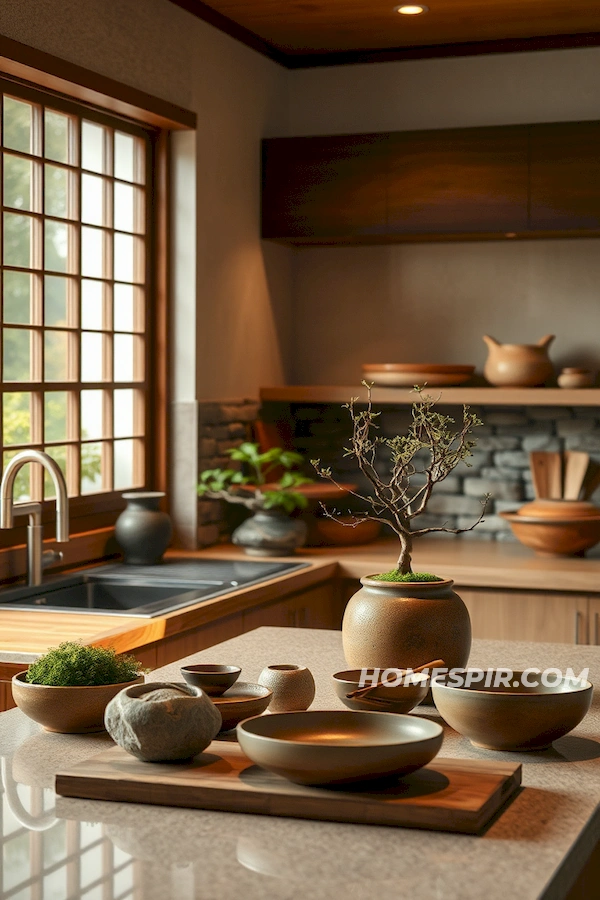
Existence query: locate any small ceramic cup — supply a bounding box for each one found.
[557,367,596,389]
[257,664,316,713]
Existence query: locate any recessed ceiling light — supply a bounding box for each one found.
[394,4,429,14]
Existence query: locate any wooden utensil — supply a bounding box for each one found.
[546,452,563,500]
[563,451,590,501]
[529,451,549,499]
[581,461,600,501]
[346,658,445,700]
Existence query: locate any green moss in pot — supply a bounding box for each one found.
[312,384,489,671]
[12,642,146,733]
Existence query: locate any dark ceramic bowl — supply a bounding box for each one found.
[432,669,593,750]
[212,682,273,731]
[180,664,241,696]
[237,710,443,785]
[332,668,429,713]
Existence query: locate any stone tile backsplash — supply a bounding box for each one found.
[281,402,600,542]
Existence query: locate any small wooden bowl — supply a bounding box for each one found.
[332,669,429,713]
[180,664,241,696]
[500,503,600,556]
[211,682,272,731]
[312,517,381,547]
[11,672,143,733]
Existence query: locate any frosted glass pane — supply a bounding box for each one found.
[4,97,33,154]
[81,390,104,440]
[114,334,134,381]
[45,276,69,326]
[43,864,67,900]
[81,227,105,278]
[114,439,134,489]
[114,182,135,232]
[81,121,106,173]
[114,283,136,331]
[81,332,104,382]
[43,820,66,867]
[114,389,134,437]
[81,280,104,330]
[45,164,69,218]
[4,155,33,210]
[45,391,68,442]
[3,393,31,445]
[81,442,103,494]
[3,329,32,381]
[114,233,134,282]
[45,221,70,272]
[4,213,33,268]
[44,445,67,499]
[4,271,32,324]
[114,132,135,181]
[82,173,105,226]
[45,331,70,381]
[45,110,71,163]
[3,449,31,500]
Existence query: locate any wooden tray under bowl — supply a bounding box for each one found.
[56,741,521,835]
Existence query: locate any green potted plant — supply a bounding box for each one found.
[12,641,145,733]
[312,385,489,671]
[198,442,313,556]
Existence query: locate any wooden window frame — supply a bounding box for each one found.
[0,38,195,580]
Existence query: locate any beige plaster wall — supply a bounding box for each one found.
[287,48,600,385]
[1,0,291,401]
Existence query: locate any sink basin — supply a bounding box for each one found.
[0,559,308,617]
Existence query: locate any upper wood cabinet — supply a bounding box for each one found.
[529,122,600,232]
[262,121,600,244]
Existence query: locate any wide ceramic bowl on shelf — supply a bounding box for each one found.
[332,669,429,713]
[432,670,592,751]
[500,499,600,556]
[361,364,475,387]
[236,709,443,785]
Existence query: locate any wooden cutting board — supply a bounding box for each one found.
[56,741,522,835]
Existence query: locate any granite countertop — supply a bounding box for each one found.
[1,627,599,900]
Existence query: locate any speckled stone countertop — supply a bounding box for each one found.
[1,628,599,900]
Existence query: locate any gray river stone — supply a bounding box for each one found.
[105,681,222,762]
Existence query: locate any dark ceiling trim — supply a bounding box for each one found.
[288,30,600,69]
[165,3,600,71]
[167,0,288,66]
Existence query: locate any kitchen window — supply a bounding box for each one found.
[0,81,153,508]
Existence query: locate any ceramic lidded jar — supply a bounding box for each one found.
[258,664,316,712]
[342,577,471,671]
[232,509,307,557]
[115,491,173,565]
[483,334,555,387]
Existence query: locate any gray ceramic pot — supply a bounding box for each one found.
[232,509,307,557]
[115,492,173,565]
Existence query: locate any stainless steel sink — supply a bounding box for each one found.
[0,559,308,617]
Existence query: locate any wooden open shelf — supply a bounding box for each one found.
[260,385,600,407]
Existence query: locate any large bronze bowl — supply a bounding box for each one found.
[236,710,443,785]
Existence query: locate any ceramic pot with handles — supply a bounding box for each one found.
[483,334,555,387]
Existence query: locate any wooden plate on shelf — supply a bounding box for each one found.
[362,364,475,387]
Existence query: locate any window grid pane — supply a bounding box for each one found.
[1,86,150,503]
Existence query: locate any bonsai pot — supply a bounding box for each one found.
[342,576,471,671]
[11,672,144,733]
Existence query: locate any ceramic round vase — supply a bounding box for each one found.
[258,664,316,712]
[115,492,173,565]
[232,509,307,557]
[482,334,555,387]
[342,577,471,671]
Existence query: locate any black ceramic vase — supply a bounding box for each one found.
[115,492,173,565]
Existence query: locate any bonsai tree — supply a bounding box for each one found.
[312,384,489,579]
[198,442,313,514]
[26,641,144,686]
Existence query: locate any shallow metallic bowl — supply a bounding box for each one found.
[180,664,241,696]
[432,670,593,751]
[212,682,272,731]
[332,669,429,713]
[236,710,443,785]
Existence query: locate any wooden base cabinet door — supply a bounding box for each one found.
[588,598,600,646]
[459,588,589,645]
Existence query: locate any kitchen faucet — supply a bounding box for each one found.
[0,450,70,586]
